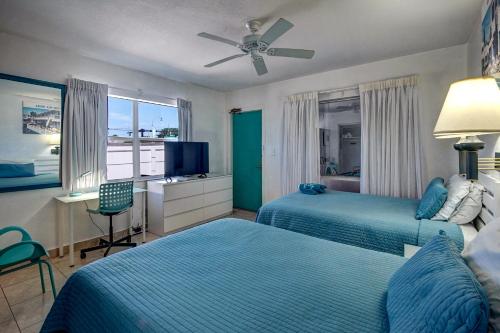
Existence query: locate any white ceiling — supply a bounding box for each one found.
[0,0,483,91]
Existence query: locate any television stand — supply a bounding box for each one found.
[198,173,207,179]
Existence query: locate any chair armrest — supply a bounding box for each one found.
[0,240,48,259]
[0,226,31,241]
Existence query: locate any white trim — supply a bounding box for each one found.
[108,87,177,107]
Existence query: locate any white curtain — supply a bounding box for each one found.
[177,98,192,141]
[281,91,320,195]
[62,78,108,191]
[359,75,423,199]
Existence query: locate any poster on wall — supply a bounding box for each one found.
[22,98,61,135]
[482,0,500,75]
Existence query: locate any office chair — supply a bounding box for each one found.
[80,181,136,259]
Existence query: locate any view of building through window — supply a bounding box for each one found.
[107,96,178,180]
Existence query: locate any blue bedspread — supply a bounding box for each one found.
[42,219,406,333]
[256,191,464,256]
[0,173,60,192]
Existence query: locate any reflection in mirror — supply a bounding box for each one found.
[0,74,65,192]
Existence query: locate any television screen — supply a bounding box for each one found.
[164,142,209,178]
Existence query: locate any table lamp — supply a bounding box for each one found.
[69,171,92,197]
[434,77,500,179]
[47,134,60,155]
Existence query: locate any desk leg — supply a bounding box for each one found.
[129,200,133,235]
[142,192,146,243]
[68,204,75,267]
[57,201,64,258]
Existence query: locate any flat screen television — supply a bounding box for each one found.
[164,142,209,178]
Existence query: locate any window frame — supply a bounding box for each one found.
[107,94,178,182]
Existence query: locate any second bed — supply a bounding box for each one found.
[256,190,470,256]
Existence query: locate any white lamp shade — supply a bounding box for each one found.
[434,77,500,138]
[47,133,60,145]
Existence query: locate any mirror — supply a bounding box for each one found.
[0,73,65,192]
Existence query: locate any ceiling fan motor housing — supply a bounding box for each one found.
[242,34,261,52]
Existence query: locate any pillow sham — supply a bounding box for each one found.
[449,182,484,225]
[387,231,489,333]
[463,219,500,332]
[0,163,35,178]
[432,174,471,221]
[415,177,447,220]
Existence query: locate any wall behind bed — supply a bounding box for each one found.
[226,45,469,203]
[0,32,227,251]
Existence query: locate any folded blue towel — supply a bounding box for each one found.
[299,183,327,195]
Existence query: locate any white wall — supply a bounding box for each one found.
[226,45,469,202]
[0,32,226,250]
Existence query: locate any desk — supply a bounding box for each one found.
[55,187,147,267]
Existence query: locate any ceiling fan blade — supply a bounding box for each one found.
[198,32,240,47]
[259,18,294,47]
[252,56,268,76]
[204,54,247,68]
[266,48,315,59]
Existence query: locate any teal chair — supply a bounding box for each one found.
[0,226,56,299]
[80,181,136,259]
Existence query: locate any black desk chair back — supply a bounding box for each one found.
[80,181,136,259]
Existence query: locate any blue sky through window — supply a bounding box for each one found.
[108,96,178,137]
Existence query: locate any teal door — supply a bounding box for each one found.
[233,111,262,211]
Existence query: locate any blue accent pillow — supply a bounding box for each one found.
[0,163,35,178]
[415,177,448,219]
[387,231,489,333]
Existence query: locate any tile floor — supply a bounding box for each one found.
[0,210,256,333]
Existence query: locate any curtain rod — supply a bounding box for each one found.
[67,75,177,103]
[318,85,359,95]
[108,85,177,103]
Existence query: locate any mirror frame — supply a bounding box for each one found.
[0,73,66,193]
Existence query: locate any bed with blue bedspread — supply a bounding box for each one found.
[256,190,464,256]
[0,173,60,192]
[42,218,407,333]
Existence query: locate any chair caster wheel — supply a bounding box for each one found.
[80,252,86,259]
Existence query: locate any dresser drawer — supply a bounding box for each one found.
[164,182,204,201]
[204,177,232,193]
[204,200,233,220]
[164,194,205,217]
[204,189,232,207]
[164,208,205,233]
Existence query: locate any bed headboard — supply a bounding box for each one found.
[478,171,500,224]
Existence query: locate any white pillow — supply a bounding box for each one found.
[448,182,484,225]
[462,219,500,332]
[432,174,471,221]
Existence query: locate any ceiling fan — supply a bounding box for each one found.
[198,18,315,76]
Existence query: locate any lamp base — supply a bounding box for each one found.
[69,192,83,197]
[454,136,484,180]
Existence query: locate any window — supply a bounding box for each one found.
[319,97,361,177]
[107,96,178,180]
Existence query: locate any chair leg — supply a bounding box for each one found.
[38,261,46,294]
[104,215,114,257]
[42,260,57,299]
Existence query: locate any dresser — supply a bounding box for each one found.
[147,175,233,234]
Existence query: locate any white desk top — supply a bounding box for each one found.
[55,187,146,204]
